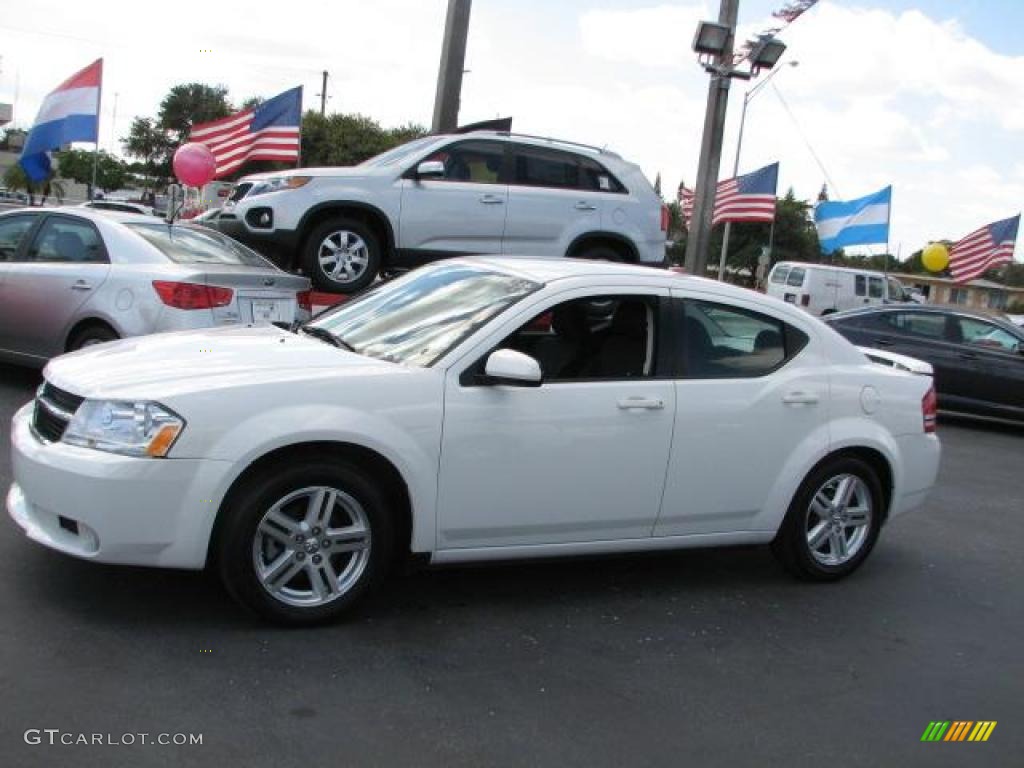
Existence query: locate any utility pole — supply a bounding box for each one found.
[684,0,740,277]
[319,70,328,116]
[431,0,472,132]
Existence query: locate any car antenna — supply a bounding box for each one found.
[164,184,184,235]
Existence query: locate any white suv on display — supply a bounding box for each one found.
[217,132,669,292]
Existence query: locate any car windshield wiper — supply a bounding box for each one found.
[300,326,355,352]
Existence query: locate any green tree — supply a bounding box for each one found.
[2,163,37,205]
[300,111,427,167]
[56,149,128,197]
[122,117,175,190]
[158,83,233,144]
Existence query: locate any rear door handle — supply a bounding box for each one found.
[574,201,597,211]
[958,351,978,360]
[782,391,820,405]
[479,194,504,205]
[875,338,893,347]
[617,397,664,410]
[70,280,92,291]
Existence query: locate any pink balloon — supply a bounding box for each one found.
[173,142,217,187]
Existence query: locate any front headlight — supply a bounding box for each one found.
[248,176,312,197]
[63,400,185,458]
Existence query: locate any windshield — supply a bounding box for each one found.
[307,264,541,367]
[358,137,438,168]
[127,223,273,267]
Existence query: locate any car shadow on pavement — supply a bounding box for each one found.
[938,412,1024,436]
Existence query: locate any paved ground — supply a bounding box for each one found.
[0,362,1021,768]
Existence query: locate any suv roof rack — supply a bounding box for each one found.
[461,130,621,158]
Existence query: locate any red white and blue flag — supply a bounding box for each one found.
[19,59,102,182]
[190,86,302,178]
[679,162,779,227]
[949,214,1020,284]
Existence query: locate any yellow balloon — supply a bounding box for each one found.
[922,242,950,272]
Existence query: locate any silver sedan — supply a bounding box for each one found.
[0,208,311,366]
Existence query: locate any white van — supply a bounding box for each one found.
[765,262,914,316]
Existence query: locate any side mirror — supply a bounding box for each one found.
[484,349,542,387]
[416,160,445,179]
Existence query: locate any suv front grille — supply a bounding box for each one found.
[32,382,85,443]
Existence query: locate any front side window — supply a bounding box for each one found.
[957,317,1021,353]
[496,296,658,381]
[680,300,808,379]
[786,267,806,287]
[0,214,37,262]
[769,265,791,285]
[29,216,106,263]
[308,264,540,367]
[420,141,505,184]
[881,311,946,339]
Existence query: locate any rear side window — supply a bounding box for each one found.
[514,146,580,189]
[855,274,866,296]
[127,224,271,266]
[786,267,806,287]
[769,265,790,284]
[0,214,37,262]
[881,311,946,339]
[679,300,808,379]
[29,216,106,263]
[578,157,626,193]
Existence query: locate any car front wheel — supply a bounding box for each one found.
[772,457,884,581]
[218,459,394,625]
[303,218,381,293]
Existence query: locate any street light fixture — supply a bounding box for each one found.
[748,35,788,73]
[693,21,732,56]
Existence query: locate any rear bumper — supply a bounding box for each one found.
[891,433,941,517]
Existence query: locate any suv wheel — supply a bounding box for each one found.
[218,459,395,625]
[304,218,381,293]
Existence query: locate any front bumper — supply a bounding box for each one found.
[7,404,232,569]
[216,215,300,266]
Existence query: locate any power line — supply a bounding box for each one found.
[771,82,841,198]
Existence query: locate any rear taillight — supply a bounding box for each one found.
[152,281,233,310]
[922,385,937,433]
[660,204,670,233]
[297,290,312,313]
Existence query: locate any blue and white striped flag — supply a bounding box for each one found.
[814,186,891,253]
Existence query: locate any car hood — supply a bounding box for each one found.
[44,325,397,400]
[261,166,371,180]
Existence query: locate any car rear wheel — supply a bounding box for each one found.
[218,459,394,625]
[68,323,118,351]
[772,457,883,581]
[303,218,381,293]
[572,243,622,263]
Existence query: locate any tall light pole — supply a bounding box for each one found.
[683,2,787,277]
[716,60,798,280]
[432,0,473,132]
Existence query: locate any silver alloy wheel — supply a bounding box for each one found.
[252,485,371,607]
[804,473,873,567]
[317,230,369,285]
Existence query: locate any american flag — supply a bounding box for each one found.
[772,0,818,24]
[189,86,302,178]
[679,163,779,227]
[949,214,1020,284]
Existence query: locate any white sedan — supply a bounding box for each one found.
[7,258,940,624]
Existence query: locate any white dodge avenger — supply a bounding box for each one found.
[7,258,940,624]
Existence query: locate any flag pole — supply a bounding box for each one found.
[296,85,304,169]
[89,59,104,201]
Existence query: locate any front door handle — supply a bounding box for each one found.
[574,201,597,211]
[70,280,92,291]
[782,391,820,406]
[875,338,893,347]
[479,194,504,205]
[617,397,664,410]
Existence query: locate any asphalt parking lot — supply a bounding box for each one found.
[0,362,1021,768]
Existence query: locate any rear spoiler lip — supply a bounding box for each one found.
[858,346,934,376]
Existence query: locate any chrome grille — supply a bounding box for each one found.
[32,382,84,442]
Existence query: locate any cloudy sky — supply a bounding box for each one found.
[2,0,1023,262]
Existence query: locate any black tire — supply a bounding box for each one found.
[68,323,118,351]
[771,456,884,581]
[218,459,395,625]
[303,218,382,293]
[572,243,622,263]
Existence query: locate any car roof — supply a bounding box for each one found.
[772,261,902,278]
[827,303,1024,333]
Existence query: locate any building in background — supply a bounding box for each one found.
[893,272,1024,313]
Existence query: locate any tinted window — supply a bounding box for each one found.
[868,276,884,298]
[308,264,540,367]
[227,182,253,202]
[29,216,106,263]
[578,157,626,193]
[855,274,866,296]
[786,267,806,287]
[0,214,37,262]
[769,265,790,285]
[882,311,946,339]
[422,141,505,184]
[127,224,271,266]
[957,317,1021,353]
[514,146,580,189]
[498,296,657,381]
[681,300,808,378]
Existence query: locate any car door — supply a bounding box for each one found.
[502,145,603,257]
[398,139,508,256]
[950,315,1024,417]
[436,287,675,549]
[4,213,111,359]
[0,212,43,356]
[654,292,828,537]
